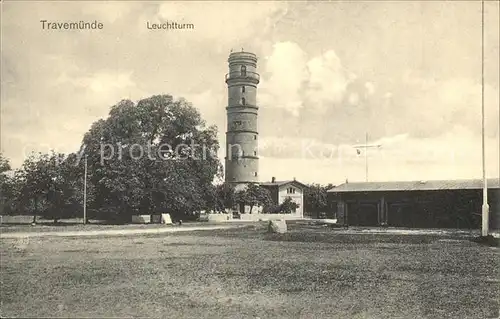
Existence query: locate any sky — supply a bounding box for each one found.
[1,1,499,185]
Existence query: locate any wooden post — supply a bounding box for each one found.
[480,0,489,236]
[337,201,345,226]
[385,201,389,226]
[83,155,87,225]
[365,132,368,182]
[379,196,386,226]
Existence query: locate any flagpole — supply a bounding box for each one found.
[481,0,489,237]
[83,154,87,225]
[365,132,368,182]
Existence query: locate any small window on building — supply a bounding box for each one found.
[241,97,246,105]
[254,135,257,140]
[242,86,245,93]
[241,65,247,76]
[254,172,258,177]
[254,151,257,156]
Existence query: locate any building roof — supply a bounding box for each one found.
[260,180,309,189]
[327,178,500,193]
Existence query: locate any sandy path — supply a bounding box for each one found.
[0,224,243,239]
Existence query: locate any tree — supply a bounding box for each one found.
[4,95,221,224]
[0,153,10,174]
[205,183,236,213]
[279,196,300,214]
[235,183,272,214]
[14,152,84,223]
[0,153,14,215]
[304,183,332,218]
[15,153,48,223]
[80,95,221,222]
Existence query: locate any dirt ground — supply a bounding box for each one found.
[1,223,499,318]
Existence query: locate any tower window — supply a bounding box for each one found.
[254,151,257,156]
[241,65,247,76]
[254,172,258,177]
[241,97,246,105]
[254,135,257,140]
[241,86,245,93]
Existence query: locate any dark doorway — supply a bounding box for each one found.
[347,202,378,226]
[388,203,414,227]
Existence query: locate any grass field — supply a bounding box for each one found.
[1,222,499,318]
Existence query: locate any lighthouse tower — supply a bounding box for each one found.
[224,50,260,190]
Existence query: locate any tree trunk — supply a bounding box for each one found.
[32,197,38,224]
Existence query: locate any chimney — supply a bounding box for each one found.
[271,177,276,183]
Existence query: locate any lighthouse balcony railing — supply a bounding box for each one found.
[225,71,260,82]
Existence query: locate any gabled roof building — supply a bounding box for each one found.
[260,177,308,217]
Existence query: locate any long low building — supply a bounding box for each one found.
[327,179,500,229]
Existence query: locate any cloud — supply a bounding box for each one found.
[55,72,135,94]
[348,93,360,106]
[256,129,499,184]
[258,39,498,145]
[392,76,500,138]
[259,43,355,116]
[1,0,498,178]
[179,89,225,129]
[365,82,375,95]
[259,42,308,116]
[305,50,352,108]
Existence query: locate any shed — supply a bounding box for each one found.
[327,178,500,229]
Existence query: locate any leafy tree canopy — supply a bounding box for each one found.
[235,183,273,214]
[304,183,333,217]
[80,95,222,222]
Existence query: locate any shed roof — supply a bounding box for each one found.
[260,180,308,189]
[327,178,500,193]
